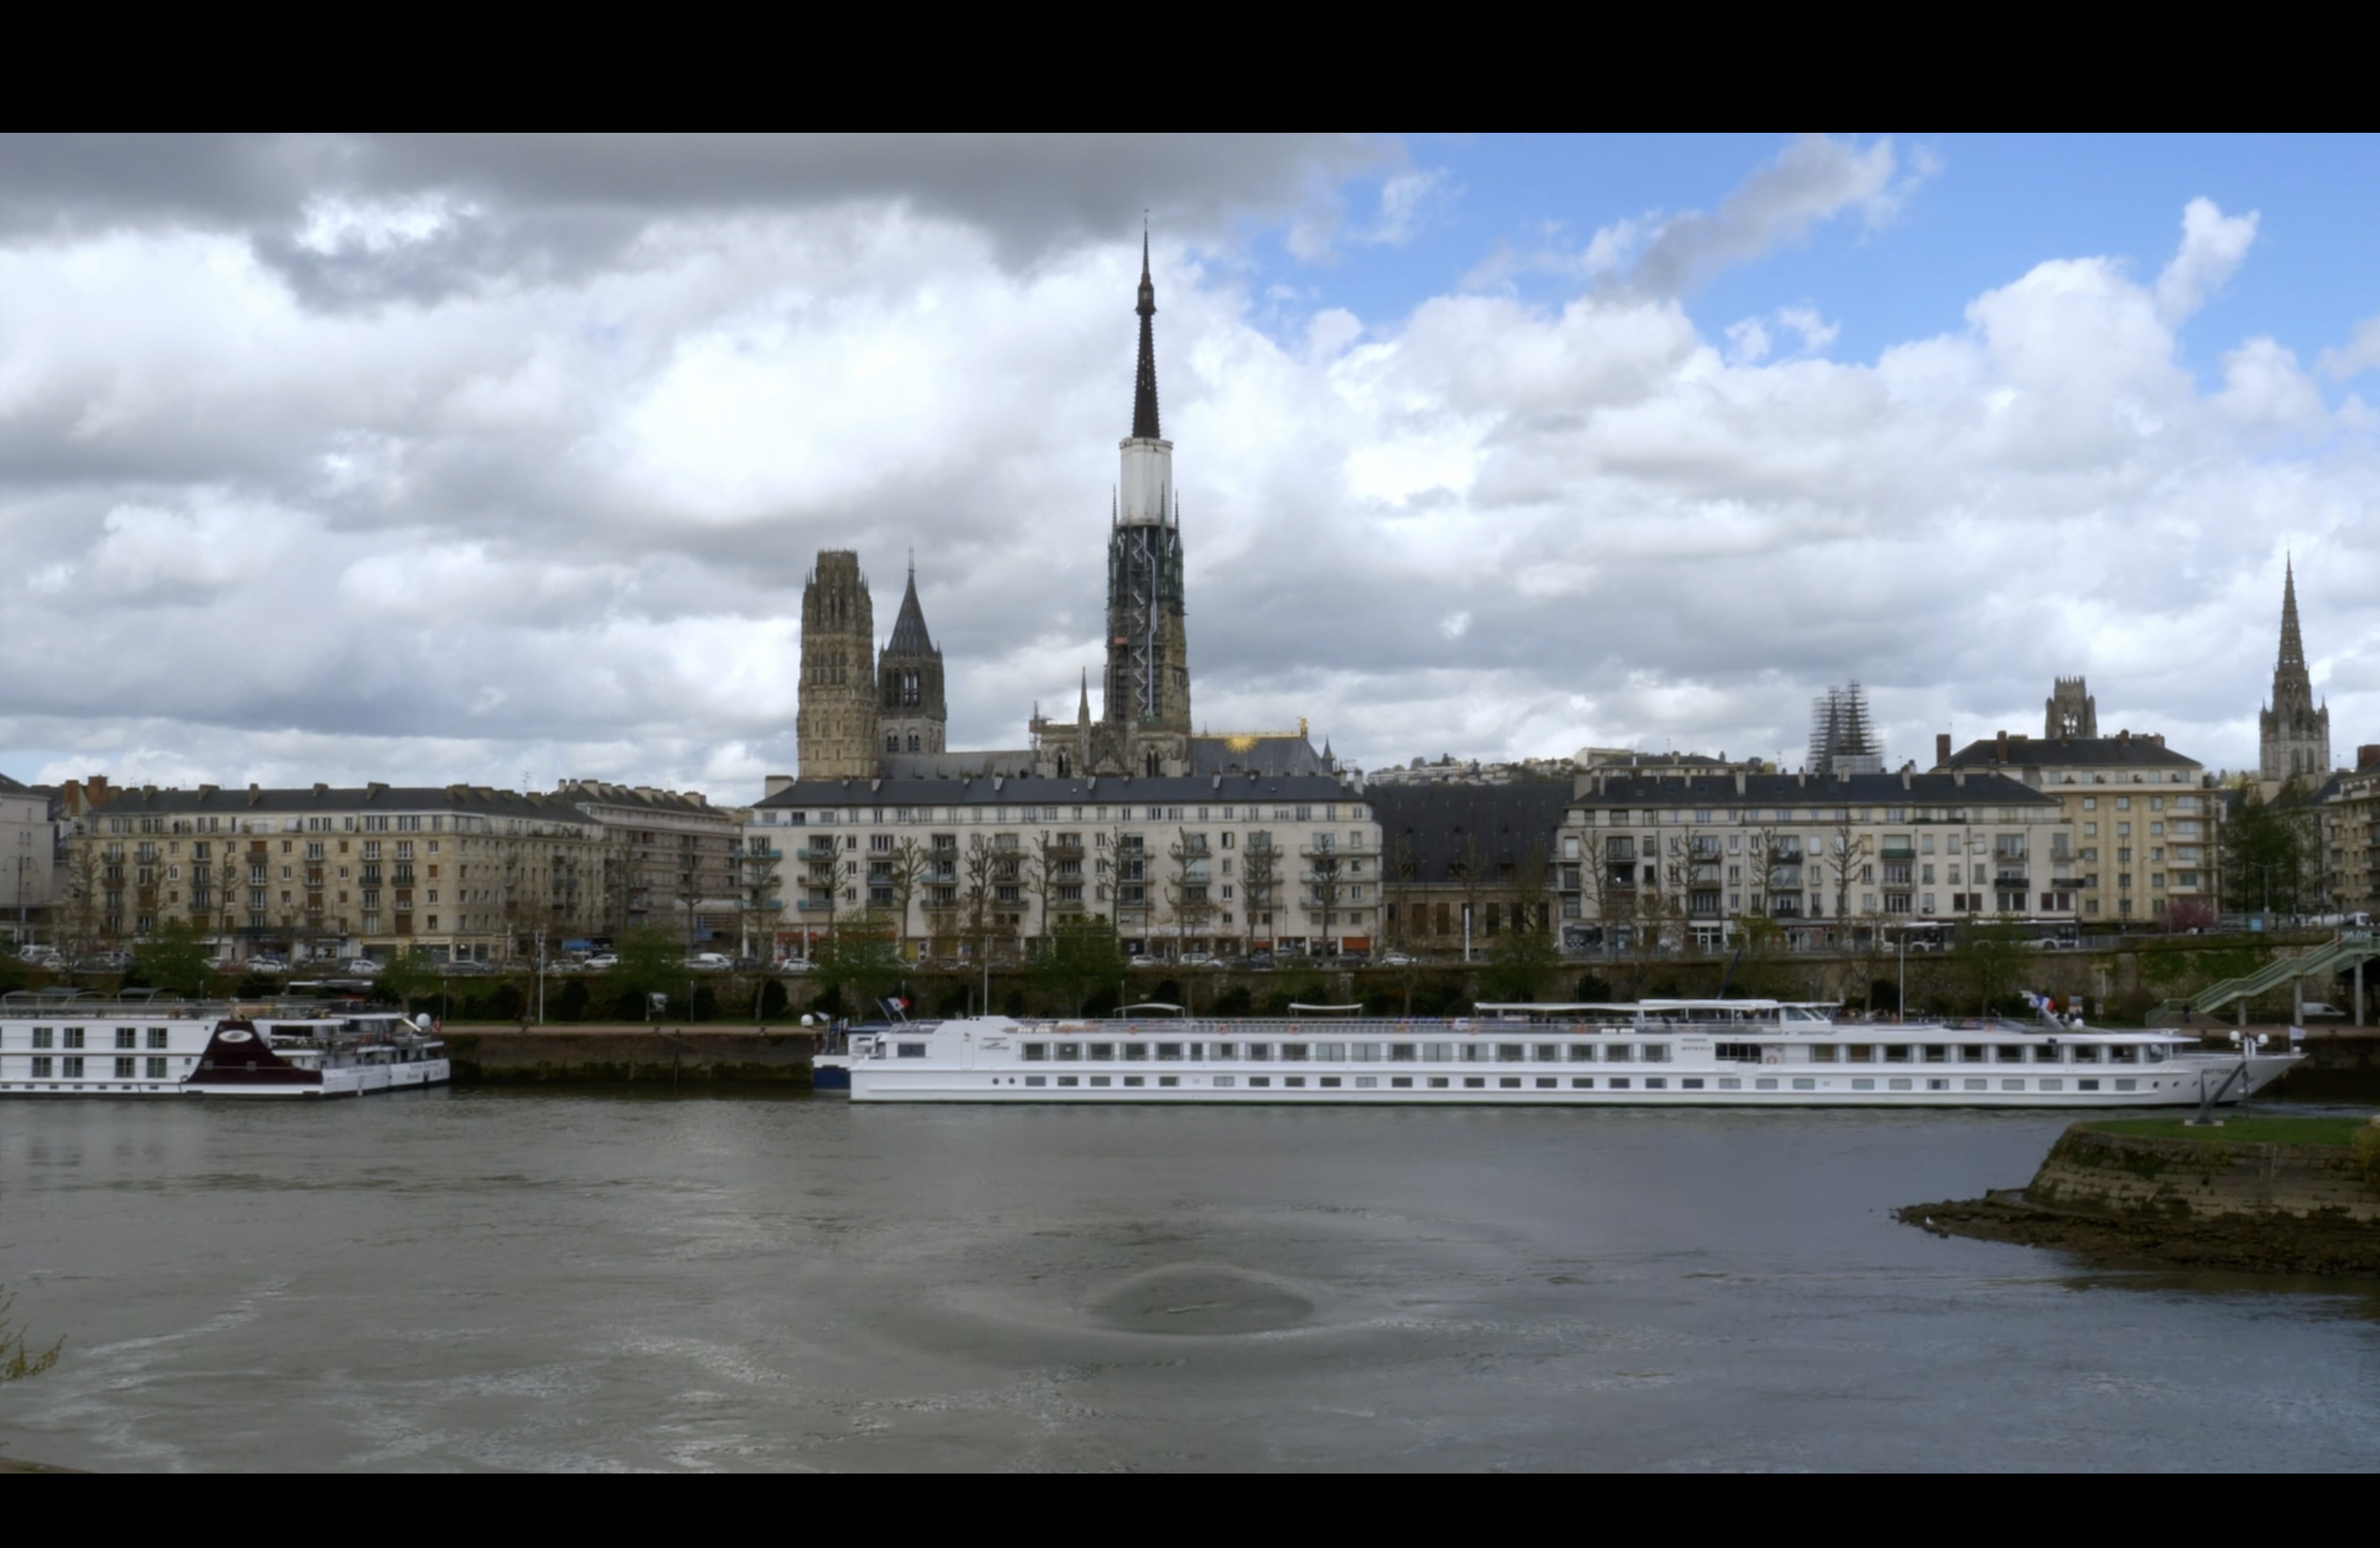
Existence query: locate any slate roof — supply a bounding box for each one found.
[884,568,936,657]
[754,772,1355,810]
[1367,783,1576,885]
[1942,734,2201,771]
[1188,734,1329,777]
[71,783,598,824]
[1573,769,2059,808]
[0,772,32,795]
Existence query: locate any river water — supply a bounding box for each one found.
[4,1091,2378,1471]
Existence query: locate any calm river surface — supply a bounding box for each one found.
[5,1092,2378,1471]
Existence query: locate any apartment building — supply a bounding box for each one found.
[62,782,604,962]
[1937,729,2216,923]
[1565,768,2076,945]
[1370,783,1578,950]
[747,773,1378,961]
[2,772,54,944]
[551,780,747,947]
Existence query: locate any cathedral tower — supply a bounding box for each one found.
[877,561,946,758]
[797,551,878,780]
[1103,233,1192,775]
[2259,556,2331,783]
[2045,676,2097,738]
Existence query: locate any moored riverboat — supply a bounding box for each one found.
[0,992,450,1098]
[844,999,2296,1108]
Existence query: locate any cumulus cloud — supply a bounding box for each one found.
[0,138,2369,799]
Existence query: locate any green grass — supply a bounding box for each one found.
[2084,1116,2376,1147]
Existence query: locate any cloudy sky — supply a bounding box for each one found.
[3,133,2377,796]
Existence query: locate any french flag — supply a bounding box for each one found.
[879,996,910,1020]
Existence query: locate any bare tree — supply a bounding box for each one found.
[57,844,107,960]
[1307,836,1347,953]
[736,838,782,961]
[1167,827,1217,955]
[1384,832,1421,953]
[887,836,931,961]
[1026,829,1078,953]
[961,832,998,965]
[1509,836,1552,938]
[1826,812,1871,931]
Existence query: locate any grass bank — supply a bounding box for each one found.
[2081,1116,2375,1147]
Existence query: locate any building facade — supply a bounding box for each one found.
[61,783,606,962]
[1371,783,1578,952]
[2261,558,2331,786]
[2,772,54,945]
[550,780,749,948]
[796,551,879,780]
[748,773,1376,962]
[1937,725,2215,923]
[1564,768,2076,945]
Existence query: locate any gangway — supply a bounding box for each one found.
[2146,933,2380,1025]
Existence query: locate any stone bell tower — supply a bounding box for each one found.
[797,550,878,780]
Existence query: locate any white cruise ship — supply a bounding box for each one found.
[0,993,450,1098]
[843,1000,2295,1108]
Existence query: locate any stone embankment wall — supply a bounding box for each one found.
[444,1026,818,1087]
[2028,1126,2380,1224]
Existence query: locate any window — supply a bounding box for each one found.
[146,1057,168,1079]
[115,1057,135,1078]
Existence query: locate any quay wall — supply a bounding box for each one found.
[2026,1126,2380,1224]
[442,1026,818,1087]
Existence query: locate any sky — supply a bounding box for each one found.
[3,132,2378,797]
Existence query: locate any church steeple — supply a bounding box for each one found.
[2260,551,2331,784]
[876,557,946,760]
[1132,226,1161,441]
[2278,554,2307,677]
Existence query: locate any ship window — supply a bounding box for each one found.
[1320,1077,1341,1088]
[2039,1078,2063,1091]
[1851,1078,1875,1091]
[1352,1043,1381,1062]
[1568,1044,1596,1062]
[1089,1076,1111,1087]
[30,1057,50,1078]
[1960,1045,1986,1062]
[2114,1078,2136,1091]
[1391,1077,1413,1088]
[2033,1044,2062,1064]
[1535,1077,1556,1089]
[2110,1046,2138,1063]
[1122,1076,1143,1087]
[1498,1077,1521,1089]
[1427,1077,1448,1088]
[1025,1075,1047,1087]
[1460,1044,1488,1062]
[1756,1078,1779,1090]
[1792,1078,1816,1091]
[1284,1077,1305,1088]
[896,1043,926,1059]
[1389,1044,1417,1061]
[1889,1078,1913,1091]
[1642,1044,1670,1064]
[1608,1078,1630,1090]
[1846,1044,1873,1063]
[62,1057,83,1078]
[1885,1045,1912,1063]
[148,1028,168,1049]
[1246,1044,1271,1061]
[1422,1044,1452,1062]
[1644,1078,1666,1090]
[1155,1043,1183,1061]
[1573,1077,1593,1089]
[1923,1046,1948,1063]
[1087,1044,1114,1060]
[1496,1044,1524,1062]
[1315,1043,1345,1061]
[63,1028,84,1049]
[2146,1046,2168,1064]
[1963,1078,1986,1091]
[1213,1076,1235,1088]
[2002,1078,2025,1091]
[114,1057,134,1078]
[1280,1044,1308,1062]
[1249,1077,1270,1088]
[1719,1078,1741,1090]
[2072,1045,2101,1064]
[1057,1076,1078,1087]
[1464,1077,1485,1089]
[31,1028,52,1049]
[115,1027,138,1049]
[1715,1043,1759,1062]
[1927,1078,1948,1091]
[1603,1044,1634,1063]
[1533,1044,1561,1062]
[1159,1076,1179,1087]
[1809,1045,1837,1063]
[2078,1078,2100,1091]
[1055,1044,1081,1061]
[147,1057,168,1079]
[1022,1044,1048,1061]
[1681,1078,1703,1089]
[1122,1044,1148,1061]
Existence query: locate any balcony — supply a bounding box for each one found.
[1880,846,1916,861]
[763,899,784,911]
[1993,872,2028,887]
[796,899,835,912]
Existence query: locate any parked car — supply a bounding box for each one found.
[1377,950,1417,968]
[247,955,290,972]
[1327,953,1369,969]
[777,957,814,975]
[342,959,381,976]
[2297,1002,2348,1019]
[687,952,733,972]
[444,959,493,976]
[583,953,619,971]
[1238,953,1276,972]
[1179,951,1217,968]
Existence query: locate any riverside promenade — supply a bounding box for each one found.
[436,1023,820,1087]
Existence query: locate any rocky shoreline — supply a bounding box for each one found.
[1898,1193,2380,1277]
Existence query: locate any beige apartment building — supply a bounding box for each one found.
[1563,767,2077,946]
[2,772,55,945]
[550,780,749,949]
[62,782,606,962]
[1937,726,2216,924]
[747,773,1379,961]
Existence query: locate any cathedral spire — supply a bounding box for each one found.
[2279,553,2306,673]
[1131,227,1161,440]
